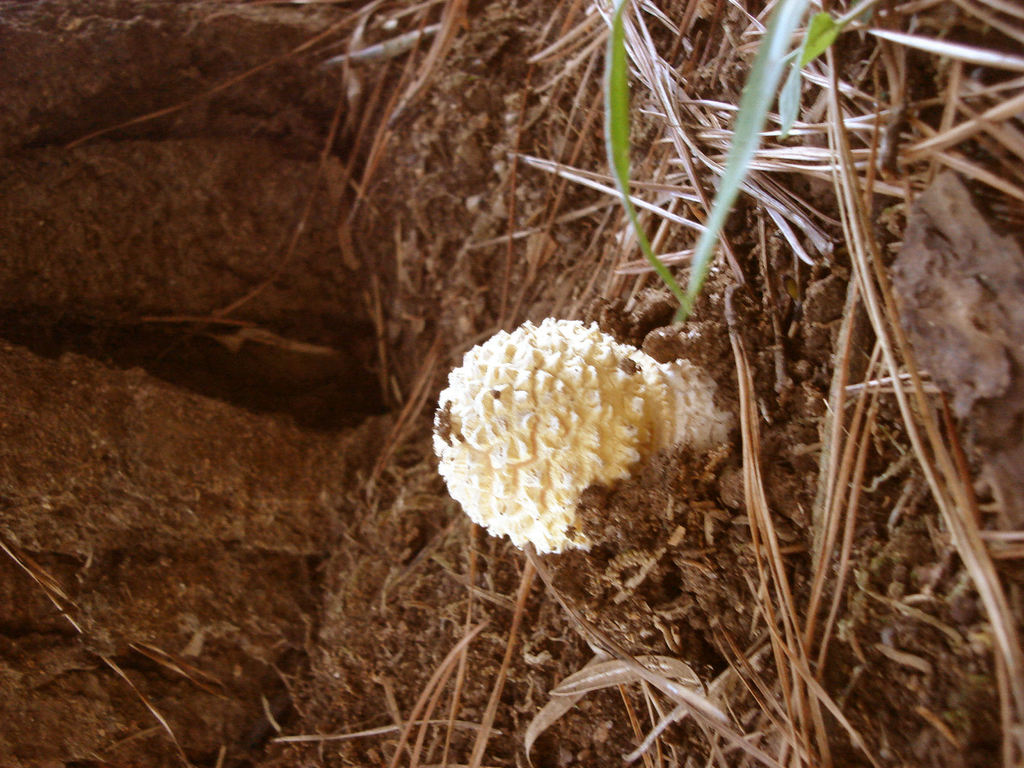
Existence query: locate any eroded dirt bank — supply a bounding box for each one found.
[2,1,1021,767]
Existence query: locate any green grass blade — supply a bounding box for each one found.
[778,58,803,139]
[604,0,688,314]
[800,12,840,66]
[681,0,810,321]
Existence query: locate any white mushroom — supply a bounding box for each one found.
[433,318,733,554]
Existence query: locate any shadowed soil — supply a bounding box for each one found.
[0,2,1018,767]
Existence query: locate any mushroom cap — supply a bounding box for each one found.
[433,318,730,553]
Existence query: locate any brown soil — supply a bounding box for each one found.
[1,2,1019,768]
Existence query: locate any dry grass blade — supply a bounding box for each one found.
[904,85,1024,161]
[528,9,604,63]
[823,43,1024,763]
[321,23,442,66]
[868,28,1024,72]
[66,2,383,149]
[0,536,73,604]
[525,653,700,764]
[386,620,489,768]
[524,546,788,767]
[618,684,660,768]
[128,641,226,698]
[958,0,1024,44]
[440,528,480,766]
[957,100,1024,169]
[724,287,831,767]
[273,720,494,744]
[525,550,726,726]
[971,0,1024,21]
[101,656,195,768]
[930,150,1024,203]
[623,701,685,765]
[550,655,700,697]
[467,558,536,768]
[815,372,882,672]
[524,653,610,762]
[806,322,877,650]
[370,333,444,487]
[522,692,585,762]
[409,635,467,768]
[0,537,193,766]
[389,0,469,123]
[518,154,708,234]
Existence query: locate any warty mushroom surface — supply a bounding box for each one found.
[433,318,732,554]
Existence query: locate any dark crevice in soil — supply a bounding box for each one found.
[0,313,386,430]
